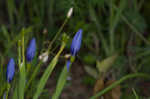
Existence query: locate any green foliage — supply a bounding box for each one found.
[0,0,150,98]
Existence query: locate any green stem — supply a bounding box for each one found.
[47,18,69,53]
[27,63,31,73]
[90,73,150,99]
[132,88,139,99]
[18,29,26,99]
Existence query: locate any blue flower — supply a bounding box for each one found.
[70,29,82,56]
[66,60,71,71]
[26,38,36,62]
[6,58,15,83]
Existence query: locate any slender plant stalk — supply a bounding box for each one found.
[27,63,31,73]
[18,29,26,99]
[90,73,150,99]
[132,88,139,99]
[47,18,69,53]
[109,0,126,54]
[13,40,22,99]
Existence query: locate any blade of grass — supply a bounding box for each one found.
[90,73,150,99]
[109,0,126,54]
[12,86,18,99]
[52,62,72,99]
[18,29,26,99]
[47,18,69,53]
[132,88,139,99]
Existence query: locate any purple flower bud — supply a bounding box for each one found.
[26,38,36,62]
[6,58,15,83]
[70,29,82,56]
[66,60,71,71]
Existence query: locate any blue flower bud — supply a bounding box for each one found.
[26,38,36,62]
[66,60,71,71]
[70,29,82,56]
[6,58,15,83]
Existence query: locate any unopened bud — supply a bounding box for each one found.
[39,51,49,63]
[67,7,73,18]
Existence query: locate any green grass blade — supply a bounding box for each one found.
[12,86,18,99]
[19,65,26,99]
[132,88,139,99]
[18,29,26,99]
[52,63,70,99]
[90,73,150,99]
[109,0,126,53]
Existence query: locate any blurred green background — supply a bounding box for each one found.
[1,0,150,99]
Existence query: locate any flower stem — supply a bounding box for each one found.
[47,18,69,53]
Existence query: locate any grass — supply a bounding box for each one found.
[0,0,150,99]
